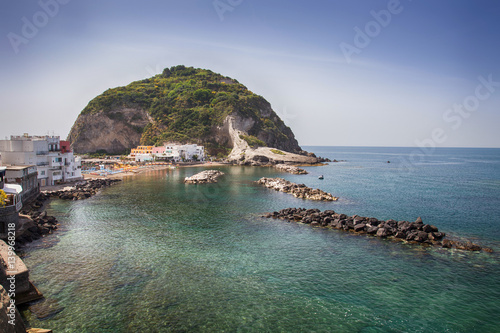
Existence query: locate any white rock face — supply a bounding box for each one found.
[225,115,318,166]
[184,170,225,184]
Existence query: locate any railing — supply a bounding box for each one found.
[37,162,49,166]
[0,194,22,212]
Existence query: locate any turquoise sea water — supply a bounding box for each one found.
[20,147,500,332]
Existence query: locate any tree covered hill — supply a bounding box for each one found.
[68,65,301,156]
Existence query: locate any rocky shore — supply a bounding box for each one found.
[184,170,224,184]
[264,208,493,252]
[274,164,308,174]
[257,178,338,201]
[43,179,121,200]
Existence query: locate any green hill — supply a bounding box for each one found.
[68,65,302,156]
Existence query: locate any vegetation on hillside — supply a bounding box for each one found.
[80,65,294,155]
[271,149,285,155]
[239,134,266,148]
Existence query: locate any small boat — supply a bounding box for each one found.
[318,175,324,180]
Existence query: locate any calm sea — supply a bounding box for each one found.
[20,147,500,332]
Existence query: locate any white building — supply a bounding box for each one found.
[135,154,154,162]
[3,165,39,203]
[154,143,205,162]
[0,134,82,186]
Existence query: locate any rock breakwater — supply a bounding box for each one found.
[184,170,224,184]
[43,179,121,200]
[263,208,492,252]
[257,178,338,201]
[274,164,308,174]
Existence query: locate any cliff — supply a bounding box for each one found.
[68,65,307,162]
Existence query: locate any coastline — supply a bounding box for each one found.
[16,147,500,332]
[41,162,229,191]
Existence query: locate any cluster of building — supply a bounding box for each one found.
[0,134,83,237]
[130,143,205,162]
[0,134,82,188]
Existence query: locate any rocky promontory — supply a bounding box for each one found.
[257,178,338,201]
[184,170,224,184]
[264,208,493,252]
[68,66,303,157]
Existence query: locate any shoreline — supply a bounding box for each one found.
[41,162,229,191]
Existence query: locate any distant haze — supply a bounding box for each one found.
[1,0,499,148]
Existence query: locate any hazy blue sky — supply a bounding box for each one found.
[1,0,499,147]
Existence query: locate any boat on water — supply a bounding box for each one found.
[318,175,324,180]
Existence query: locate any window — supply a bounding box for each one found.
[41,171,45,175]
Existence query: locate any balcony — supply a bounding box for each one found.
[36,151,49,155]
[1,192,22,212]
[37,162,49,166]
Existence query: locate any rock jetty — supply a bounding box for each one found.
[43,179,121,200]
[257,178,338,201]
[274,164,308,174]
[263,208,492,252]
[184,170,224,184]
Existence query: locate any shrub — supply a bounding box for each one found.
[240,134,266,148]
[271,149,285,155]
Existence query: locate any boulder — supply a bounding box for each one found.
[376,228,388,237]
[354,223,366,232]
[455,241,482,251]
[414,231,429,243]
[394,231,407,239]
